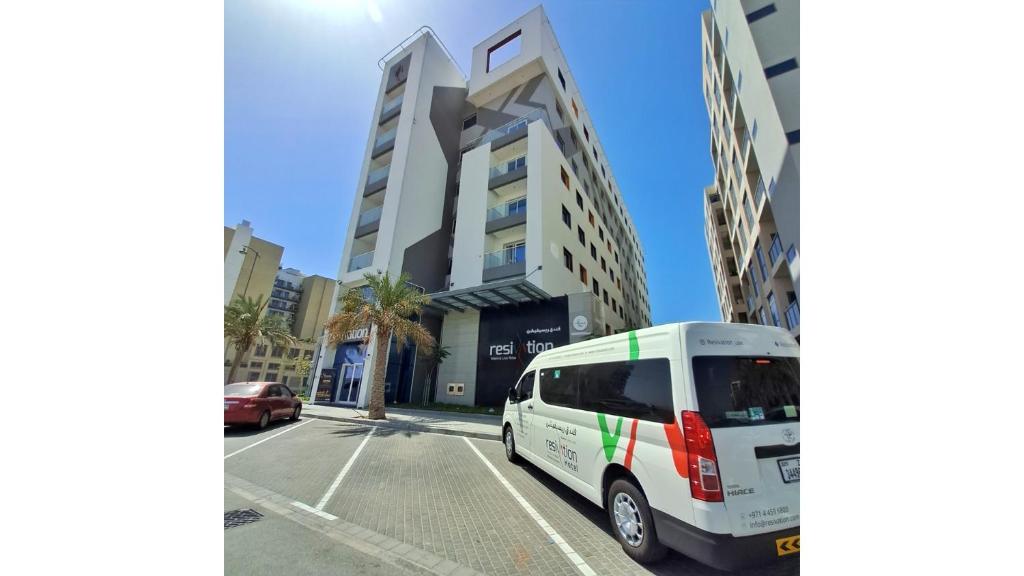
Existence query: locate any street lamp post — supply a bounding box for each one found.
[238,245,261,299]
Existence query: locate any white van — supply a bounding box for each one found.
[501,322,799,570]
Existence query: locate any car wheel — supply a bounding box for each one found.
[290,405,301,420]
[257,411,270,430]
[504,426,519,463]
[607,478,667,564]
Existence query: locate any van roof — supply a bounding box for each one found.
[529,321,795,363]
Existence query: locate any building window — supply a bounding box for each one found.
[577,226,586,246]
[254,345,267,357]
[583,126,590,142]
[765,58,799,79]
[612,298,617,313]
[609,268,614,282]
[786,244,797,264]
[769,177,777,197]
[746,3,777,23]
[562,205,571,228]
[266,373,278,382]
[599,227,604,241]
[303,350,313,360]
[601,257,607,272]
[614,252,619,263]
[289,348,299,358]
[557,67,566,90]
[737,70,743,93]
[576,190,583,209]
[589,211,595,226]
[603,290,609,305]
[247,372,261,381]
[504,240,526,263]
[462,114,477,130]
[768,292,781,327]
[605,323,611,335]
[250,361,263,369]
[560,166,570,189]
[758,308,768,326]
[486,30,522,72]
[268,363,281,371]
[571,99,578,118]
[563,248,573,271]
[556,132,565,153]
[271,346,284,358]
[580,265,588,285]
[786,129,800,144]
[600,164,605,178]
[590,243,597,259]
[743,195,755,229]
[556,102,564,122]
[593,279,600,296]
[755,240,768,282]
[751,119,758,141]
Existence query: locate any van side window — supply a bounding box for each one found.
[578,359,675,423]
[539,367,579,408]
[515,371,535,401]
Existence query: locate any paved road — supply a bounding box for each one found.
[224,418,799,576]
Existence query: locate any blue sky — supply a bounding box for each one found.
[226,0,718,324]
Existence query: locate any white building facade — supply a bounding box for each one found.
[312,7,651,409]
[701,0,800,339]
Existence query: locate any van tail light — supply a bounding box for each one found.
[681,410,723,502]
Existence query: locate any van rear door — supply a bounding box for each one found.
[691,355,800,537]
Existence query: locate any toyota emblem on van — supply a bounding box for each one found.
[782,428,797,445]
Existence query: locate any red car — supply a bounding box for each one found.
[224,382,302,429]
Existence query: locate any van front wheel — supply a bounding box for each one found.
[607,478,667,564]
[503,426,519,463]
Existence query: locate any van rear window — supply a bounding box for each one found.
[691,356,799,428]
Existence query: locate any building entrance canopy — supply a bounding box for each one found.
[424,276,550,313]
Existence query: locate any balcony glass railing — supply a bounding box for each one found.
[490,155,527,179]
[381,94,403,116]
[483,245,525,269]
[374,127,397,149]
[786,244,797,264]
[741,129,751,155]
[348,250,374,272]
[357,205,383,227]
[785,301,800,329]
[366,165,390,186]
[754,176,766,207]
[486,197,526,221]
[465,108,549,150]
[769,234,784,265]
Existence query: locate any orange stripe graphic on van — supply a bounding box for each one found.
[664,418,689,478]
[624,419,639,470]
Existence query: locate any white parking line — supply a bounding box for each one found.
[315,427,375,510]
[224,418,313,460]
[291,500,339,521]
[462,437,598,576]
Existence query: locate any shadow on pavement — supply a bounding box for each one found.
[223,419,301,438]
[508,457,798,576]
[325,424,422,439]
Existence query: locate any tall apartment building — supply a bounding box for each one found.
[313,6,651,409]
[224,220,335,389]
[700,0,800,339]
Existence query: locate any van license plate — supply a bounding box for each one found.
[778,457,800,483]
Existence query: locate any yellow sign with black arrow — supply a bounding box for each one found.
[775,535,800,556]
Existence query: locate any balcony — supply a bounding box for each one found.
[355,205,383,238]
[785,301,800,330]
[348,250,374,273]
[485,197,527,234]
[754,176,766,208]
[463,108,549,152]
[379,94,403,125]
[482,246,526,282]
[371,127,397,158]
[489,155,527,190]
[364,164,390,196]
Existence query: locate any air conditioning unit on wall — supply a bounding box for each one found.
[447,383,465,396]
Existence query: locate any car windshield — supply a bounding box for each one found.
[224,383,263,397]
[691,356,800,428]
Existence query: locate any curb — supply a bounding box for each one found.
[304,413,502,442]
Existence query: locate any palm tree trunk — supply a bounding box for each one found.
[367,329,390,419]
[226,346,245,384]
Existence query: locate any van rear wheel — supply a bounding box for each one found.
[503,426,519,463]
[607,478,667,564]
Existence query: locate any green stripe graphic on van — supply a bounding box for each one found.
[598,413,624,462]
[628,331,639,360]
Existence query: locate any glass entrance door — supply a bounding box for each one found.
[335,363,364,404]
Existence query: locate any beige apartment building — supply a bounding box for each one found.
[224,220,335,390]
[701,0,800,339]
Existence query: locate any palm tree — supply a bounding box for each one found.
[224,295,296,384]
[325,271,435,420]
[420,345,451,406]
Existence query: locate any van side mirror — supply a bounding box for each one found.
[508,387,518,403]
